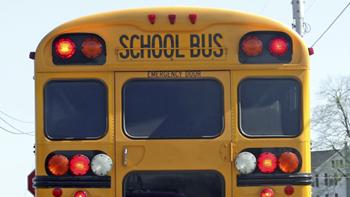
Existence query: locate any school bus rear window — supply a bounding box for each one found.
[123,79,224,139]
[239,78,301,137]
[44,80,107,139]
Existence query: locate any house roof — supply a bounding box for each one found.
[311,150,337,170]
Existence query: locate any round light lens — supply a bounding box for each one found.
[284,185,295,196]
[278,152,299,173]
[52,188,63,197]
[269,37,289,56]
[74,191,87,197]
[235,152,257,174]
[261,188,274,197]
[258,152,278,173]
[241,35,263,57]
[55,38,76,59]
[48,154,69,176]
[81,37,103,59]
[70,154,90,176]
[91,154,113,176]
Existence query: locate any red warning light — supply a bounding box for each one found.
[269,37,289,56]
[55,38,76,59]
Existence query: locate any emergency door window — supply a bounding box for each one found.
[123,79,224,139]
[239,78,301,137]
[44,80,107,139]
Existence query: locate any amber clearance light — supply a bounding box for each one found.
[55,38,76,59]
[241,35,263,57]
[81,37,103,59]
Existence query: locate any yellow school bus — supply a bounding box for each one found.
[32,7,312,197]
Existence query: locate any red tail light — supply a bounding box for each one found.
[257,152,277,173]
[74,191,88,197]
[278,152,300,173]
[261,188,274,197]
[269,37,289,56]
[47,154,69,176]
[70,154,90,176]
[81,37,103,59]
[55,38,76,59]
[241,36,263,57]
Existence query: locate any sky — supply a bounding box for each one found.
[0,0,349,196]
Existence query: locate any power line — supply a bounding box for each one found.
[0,109,33,124]
[306,0,318,13]
[312,1,350,47]
[0,116,34,135]
[0,125,33,136]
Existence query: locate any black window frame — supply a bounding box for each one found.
[122,78,225,139]
[238,78,302,138]
[44,79,108,140]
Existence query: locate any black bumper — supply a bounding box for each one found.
[237,173,312,186]
[34,176,111,188]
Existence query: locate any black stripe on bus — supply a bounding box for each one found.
[34,176,111,188]
[237,173,312,186]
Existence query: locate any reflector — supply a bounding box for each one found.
[70,154,90,176]
[48,154,69,176]
[55,38,76,59]
[284,185,295,196]
[52,188,63,197]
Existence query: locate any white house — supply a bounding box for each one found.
[312,146,350,197]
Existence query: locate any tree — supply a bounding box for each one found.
[312,76,350,151]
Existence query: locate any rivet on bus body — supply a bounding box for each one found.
[168,14,176,24]
[148,14,156,24]
[189,14,197,24]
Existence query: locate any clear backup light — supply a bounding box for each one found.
[91,154,113,176]
[235,152,257,174]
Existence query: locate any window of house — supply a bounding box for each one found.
[315,174,319,187]
[324,173,328,186]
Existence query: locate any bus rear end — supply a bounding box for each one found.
[32,7,312,197]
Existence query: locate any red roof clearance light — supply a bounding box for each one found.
[148,14,156,24]
[55,38,76,59]
[257,152,278,173]
[189,14,197,24]
[269,37,289,57]
[70,154,90,176]
[168,14,176,24]
[241,36,263,57]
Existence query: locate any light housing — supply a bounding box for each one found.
[91,154,113,176]
[257,152,277,173]
[52,33,106,65]
[47,154,69,176]
[54,38,76,59]
[235,152,257,174]
[70,154,90,176]
[239,31,292,64]
[278,151,300,173]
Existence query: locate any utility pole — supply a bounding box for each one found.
[292,0,305,37]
